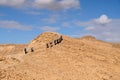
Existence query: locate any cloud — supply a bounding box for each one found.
[40,26,60,32]
[85,26,95,30]
[42,17,57,23]
[0,0,80,10]
[25,11,42,15]
[33,0,79,10]
[94,14,111,25]
[76,14,120,42]
[42,14,59,23]
[0,0,25,7]
[0,20,32,30]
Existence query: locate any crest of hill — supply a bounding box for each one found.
[28,32,110,50]
[81,35,96,40]
[32,32,61,43]
[27,32,65,52]
[27,32,112,54]
[28,32,61,47]
[28,32,86,53]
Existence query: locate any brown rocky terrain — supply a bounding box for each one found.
[0,44,27,56]
[0,32,120,80]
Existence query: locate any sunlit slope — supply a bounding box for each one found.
[0,32,120,80]
[0,44,27,55]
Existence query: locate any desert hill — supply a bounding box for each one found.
[0,44,27,56]
[0,32,120,80]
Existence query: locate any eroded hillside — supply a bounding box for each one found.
[0,32,120,80]
[0,44,27,55]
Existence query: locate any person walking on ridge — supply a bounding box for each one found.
[31,47,34,52]
[24,48,27,54]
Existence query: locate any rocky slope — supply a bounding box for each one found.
[0,32,120,80]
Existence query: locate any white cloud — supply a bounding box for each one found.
[40,26,60,32]
[0,0,80,10]
[33,0,79,10]
[0,20,32,30]
[0,0,25,7]
[59,0,80,9]
[94,14,111,25]
[34,0,53,5]
[76,14,120,42]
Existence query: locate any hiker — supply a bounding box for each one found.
[58,35,63,43]
[56,39,59,44]
[46,43,49,48]
[54,39,57,45]
[30,47,34,52]
[50,42,53,47]
[24,48,27,54]
[60,35,63,42]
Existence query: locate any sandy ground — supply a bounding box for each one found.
[0,32,120,80]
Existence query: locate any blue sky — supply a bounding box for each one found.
[0,0,120,44]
